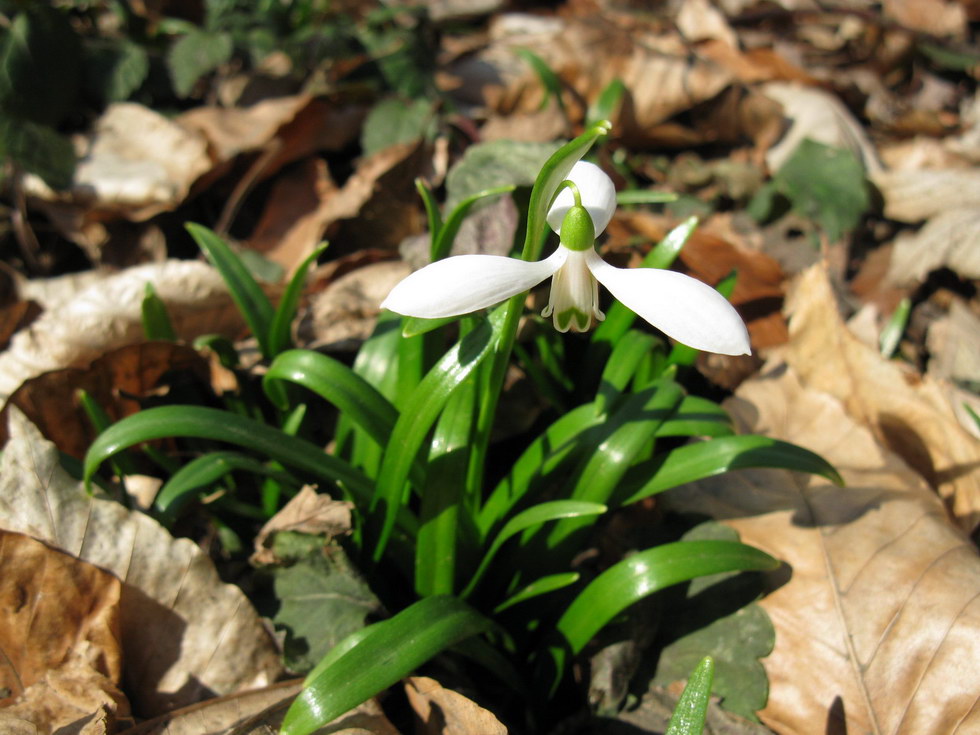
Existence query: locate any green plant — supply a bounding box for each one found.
[83,122,840,732]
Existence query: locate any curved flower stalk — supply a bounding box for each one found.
[383,162,751,356]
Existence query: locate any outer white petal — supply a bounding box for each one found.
[381,250,567,319]
[547,161,616,236]
[586,251,751,355]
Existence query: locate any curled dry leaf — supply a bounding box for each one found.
[0,260,244,407]
[871,167,980,223]
[886,207,980,285]
[251,486,353,566]
[0,342,209,458]
[664,363,980,734]
[0,410,282,717]
[0,531,130,733]
[404,677,507,735]
[785,263,980,533]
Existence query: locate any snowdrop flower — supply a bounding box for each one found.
[382,161,750,355]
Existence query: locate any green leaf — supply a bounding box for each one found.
[154,450,296,519]
[360,97,433,157]
[141,283,177,341]
[186,223,275,359]
[556,540,778,656]
[587,78,626,128]
[273,539,382,673]
[616,190,678,205]
[84,39,149,103]
[772,139,869,243]
[415,178,443,245]
[493,572,580,614]
[595,330,658,417]
[665,656,715,735]
[82,406,380,512]
[0,118,75,190]
[463,500,606,598]
[516,47,565,114]
[268,242,328,357]
[264,349,398,450]
[445,139,561,213]
[879,296,910,359]
[654,523,774,722]
[616,435,843,507]
[370,310,502,561]
[432,184,516,263]
[656,396,733,439]
[0,7,81,125]
[167,29,233,97]
[281,596,492,735]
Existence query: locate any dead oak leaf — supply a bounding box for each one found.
[785,263,980,533]
[664,363,980,734]
[0,410,282,717]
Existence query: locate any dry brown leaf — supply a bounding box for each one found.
[761,82,883,174]
[927,299,980,389]
[121,680,401,735]
[871,168,980,222]
[404,676,507,735]
[0,410,282,716]
[22,104,211,221]
[663,363,980,734]
[449,14,735,144]
[886,207,980,285]
[0,532,126,718]
[883,0,968,37]
[251,486,352,566]
[0,342,209,458]
[784,264,980,532]
[0,261,244,407]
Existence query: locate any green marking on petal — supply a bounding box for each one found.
[555,307,592,333]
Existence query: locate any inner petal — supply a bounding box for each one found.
[542,248,605,332]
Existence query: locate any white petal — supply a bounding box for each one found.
[382,250,566,319]
[547,161,616,236]
[586,251,751,355]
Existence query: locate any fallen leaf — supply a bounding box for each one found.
[785,263,980,532]
[1,342,209,459]
[404,676,507,735]
[0,410,283,716]
[0,260,244,407]
[927,299,980,389]
[886,207,980,285]
[883,0,968,38]
[663,363,980,734]
[251,486,352,566]
[121,682,399,735]
[0,531,128,729]
[761,82,883,175]
[23,103,211,220]
[871,167,980,222]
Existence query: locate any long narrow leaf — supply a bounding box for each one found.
[281,596,492,735]
[463,500,606,598]
[186,223,274,359]
[264,349,398,449]
[556,540,778,656]
[615,435,843,507]
[371,310,502,561]
[267,242,328,356]
[140,283,177,341]
[82,405,383,516]
[666,656,715,735]
[494,572,580,614]
[656,395,734,438]
[594,330,658,417]
[432,185,516,262]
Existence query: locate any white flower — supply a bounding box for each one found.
[382,161,750,356]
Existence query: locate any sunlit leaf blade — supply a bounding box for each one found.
[264,350,398,450]
[268,242,328,356]
[494,572,580,614]
[516,47,565,114]
[587,78,626,128]
[478,402,605,538]
[416,178,444,244]
[281,596,492,735]
[371,311,502,561]
[401,314,459,338]
[616,190,679,205]
[140,283,176,341]
[523,120,611,260]
[879,296,911,359]
[656,396,733,438]
[595,330,658,417]
[557,540,778,656]
[154,450,296,519]
[665,656,715,735]
[463,501,606,598]
[186,222,274,359]
[616,435,843,507]
[82,405,379,512]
